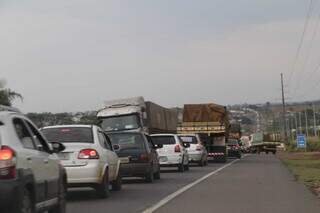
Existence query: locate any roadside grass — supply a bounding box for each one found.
[278,152,320,197]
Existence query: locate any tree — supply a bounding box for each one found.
[0,80,23,106]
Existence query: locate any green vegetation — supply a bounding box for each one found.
[279,152,320,196]
[287,137,320,152]
[0,80,23,106]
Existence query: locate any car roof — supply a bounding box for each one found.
[151,134,177,137]
[42,124,95,129]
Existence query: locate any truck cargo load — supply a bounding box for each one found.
[97,96,178,134]
[177,103,229,163]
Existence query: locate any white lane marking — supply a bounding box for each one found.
[142,158,243,213]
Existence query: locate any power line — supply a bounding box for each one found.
[293,10,320,97]
[288,0,315,94]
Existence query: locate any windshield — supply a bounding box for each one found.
[152,136,176,145]
[100,114,140,132]
[108,133,145,152]
[41,127,93,143]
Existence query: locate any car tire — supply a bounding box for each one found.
[96,172,110,198]
[111,173,122,191]
[145,168,154,183]
[19,188,33,213]
[178,163,184,172]
[154,165,161,180]
[49,178,66,213]
[184,162,189,171]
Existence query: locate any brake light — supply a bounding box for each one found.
[196,145,202,151]
[174,144,181,153]
[0,146,16,179]
[78,149,99,159]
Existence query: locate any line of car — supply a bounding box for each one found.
[0,107,242,213]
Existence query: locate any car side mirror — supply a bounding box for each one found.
[183,143,190,148]
[154,144,163,149]
[51,142,65,153]
[113,144,121,151]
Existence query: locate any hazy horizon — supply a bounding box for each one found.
[2,0,320,113]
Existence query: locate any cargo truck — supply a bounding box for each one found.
[177,103,229,163]
[249,132,280,154]
[97,96,178,134]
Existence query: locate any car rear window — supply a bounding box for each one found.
[108,133,145,152]
[41,127,93,143]
[227,139,239,145]
[178,136,198,144]
[151,136,176,145]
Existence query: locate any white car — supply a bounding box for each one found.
[151,134,189,172]
[178,134,208,166]
[0,105,66,213]
[41,125,121,198]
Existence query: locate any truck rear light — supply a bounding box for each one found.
[78,149,99,159]
[0,146,16,179]
[174,144,181,153]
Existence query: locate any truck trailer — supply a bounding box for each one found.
[177,103,229,163]
[97,96,178,134]
[249,132,280,154]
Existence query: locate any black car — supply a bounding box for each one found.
[107,132,161,183]
[227,139,242,159]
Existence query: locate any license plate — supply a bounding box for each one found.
[120,157,130,164]
[159,156,168,162]
[58,153,69,160]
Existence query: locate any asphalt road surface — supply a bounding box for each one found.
[67,155,320,213]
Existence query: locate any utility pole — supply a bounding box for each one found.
[299,112,302,134]
[281,73,288,143]
[294,113,298,137]
[305,110,309,138]
[312,103,317,137]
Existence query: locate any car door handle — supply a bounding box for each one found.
[44,159,49,164]
[27,156,32,161]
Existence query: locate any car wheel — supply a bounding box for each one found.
[111,173,122,191]
[96,172,110,198]
[49,178,66,213]
[154,165,161,180]
[20,188,33,213]
[184,162,189,171]
[145,168,154,183]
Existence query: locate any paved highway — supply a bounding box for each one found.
[67,155,320,213]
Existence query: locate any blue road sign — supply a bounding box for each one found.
[296,134,306,148]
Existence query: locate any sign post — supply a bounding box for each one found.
[296,134,307,151]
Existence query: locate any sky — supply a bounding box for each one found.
[1,0,320,113]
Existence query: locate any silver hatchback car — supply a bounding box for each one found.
[41,125,121,198]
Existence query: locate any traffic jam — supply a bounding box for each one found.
[0,96,244,213]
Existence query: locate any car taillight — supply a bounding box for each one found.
[139,153,149,162]
[0,146,16,179]
[174,144,181,153]
[78,149,99,159]
[196,145,202,151]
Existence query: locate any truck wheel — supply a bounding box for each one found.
[272,151,276,155]
[266,151,269,155]
[96,172,110,198]
[111,173,122,191]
